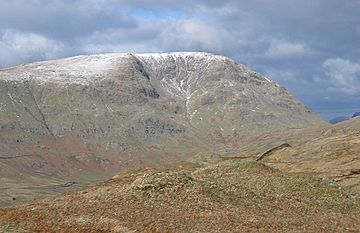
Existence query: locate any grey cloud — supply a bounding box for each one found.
[265,39,313,59]
[264,68,299,83]
[0,29,65,67]
[80,18,237,55]
[0,0,137,40]
[322,58,360,95]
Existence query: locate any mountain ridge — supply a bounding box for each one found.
[0,52,327,206]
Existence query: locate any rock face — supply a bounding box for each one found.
[0,52,326,205]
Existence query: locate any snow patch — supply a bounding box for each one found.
[263,76,272,83]
[135,52,219,116]
[136,52,227,63]
[0,54,129,85]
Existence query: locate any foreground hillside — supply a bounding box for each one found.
[0,113,359,232]
[1,160,359,233]
[0,52,326,207]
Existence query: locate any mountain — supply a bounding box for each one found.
[1,53,358,232]
[329,116,350,124]
[0,52,326,206]
[330,111,359,124]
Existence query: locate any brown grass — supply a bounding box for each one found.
[1,161,359,233]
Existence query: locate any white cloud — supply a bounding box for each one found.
[78,24,159,54]
[195,3,242,17]
[79,19,236,55]
[0,30,65,67]
[265,39,312,59]
[160,20,234,52]
[81,42,159,54]
[322,58,360,95]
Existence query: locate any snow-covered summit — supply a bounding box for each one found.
[0,53,129,85]
[0,52,269,85]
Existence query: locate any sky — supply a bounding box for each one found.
[0,0,359,120]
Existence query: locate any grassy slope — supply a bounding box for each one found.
[0,160,359,233]
[263,117,360,192]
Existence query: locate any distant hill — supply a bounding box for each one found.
[329,111,360,124]
[330,116,350,124]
